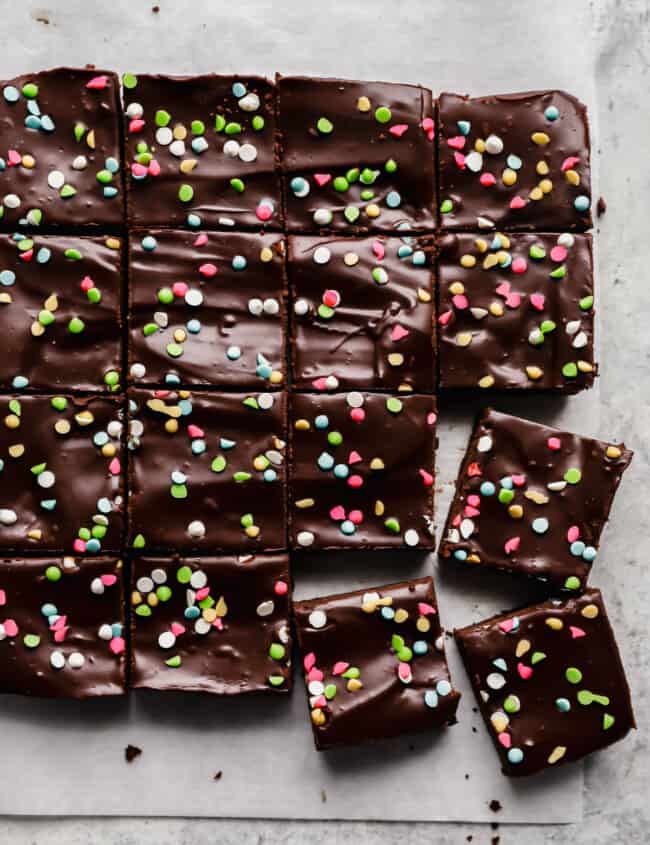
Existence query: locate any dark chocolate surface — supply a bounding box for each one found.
[123,74,281,229]
[0,233,123,391]
[438,91,591,231]
[290,392,436,549]
[128,229,286,388]
[437,231,595,391]
[278,76,435,233]
[455,588,635,776]
[439,409,633,591]
[127,389,286,553]
[289,234,435,391]
[0,68,124,228]
[0,395,125,553]
[294,577,460,750]
[130,554,291,694]
[0,556,126,697]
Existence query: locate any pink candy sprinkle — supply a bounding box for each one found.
[109,457,120,476]
[100,574,117,587]
[547,436,561,451]
[570,626,586,639]
[304,652,316,672]
[418,602,437,616]
[567,526,580,543]
[347,475,363,489]
[329,505,346,521]
[510,196,526,210]
[54,627,69,643]
[172,282,189,297]
[447,135,466,150]
[453,152,466,169]
[372,240,385,260]
[7,150,21,166]
[467,494,480,507]
[86,75,109,90]
[3,619,18,637]
[438,310,453,326]
[256,203,273,222]
[389,124,409,138]
[148,160,161,177]
[464,505,480,518]
[194,233,208,247]
[348,450,362,464]
[195,587,210,601]
[19,249,33,262]
[419,468,434,487]
[129,118,145,133]
[322,289,340,308]
[131,162,147,178]
[504,536,521,555]
[512,258,527,274]
[421,117,434,141]
[73,539,87,553]
[314,173,331,187]
[561,156,580,172]
[498,732,512,749]
[427,412,437,426]
[398,662,412,683]
[350,408,365,423]
[517,662,533,680]
[312,695,327,708]
[349,510,363,525]
[550,245,567,262]
[110,636,126,655]
[0,589,5,606]
[187,425,204,438]
[312,377,329,391]
[274,580,288,596]
[199,263,218,277]
[480,172,496,187]
[171,622,186,636]
[80,276,95,291]
[307,668,324,682]
[498,619,515,634]
[530,293,545,311]
[391,324,410,342]
[452,294,468,310]
[511,474,526,487]
[333,661,349,676]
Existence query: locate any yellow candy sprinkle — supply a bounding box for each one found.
[294,418,310,431]
[22,154,36,169]
[260,247,273,262]
[370,458,385,470]
[245,525,260,539]
[508,504,524,519]
[365,203,380,218]
[0,292,12,304]
[31,321,45,337]
[374,500,384,516]
[86,130,96,149]
[394,609,409,624]
[525,490,549,504]
[546,617,564,631]
[101,443,116,458]
[311,708,326,726]
[174,329,186,343]
[449,281,465,296]
[106,237,121,250]
[295,498,315,509]
[460,254,476,268]
[526,365,544,380]
[581,603,600,619]
[164,418,179,434]
[536,160,550,176]
[343,252,359,266]
[606,445,622,459]
[516,639,531,658]
[547,746,567,765]
[482,253,499,270]
[416,616,430,633]
[474,138,486,153]
[539,178,553,194]
[173,124,187,140]
[44,294,59,311]
[578,360,594,373]
[417,287,431,302]
[269,370,283,384]
[9,443,25,458]
[147,592,159,607]
[490,711,509,733]
[27,529,42,540]
[131,591,142,606]
[565,169,580,186]
[54,420,71,435]
[4,413,20,429]
[347,679,363,692]
[489,302,504,317]
[74,411,94,426]
[531,131,550,145]
[253,456,267,471]
[474,238,488,252]
[478,375,495,388]
[357,96,371,112]
[202,607,217,623]
[215,597,228,616]
[387,352,404,367]
[467,553,481,563]
[397,382,413,393]
[502,168,517,186]
[529,187,544,201]
[456,332,473,347]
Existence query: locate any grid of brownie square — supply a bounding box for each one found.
[455,588,635,777]
[439,408,633,592]
[130,553,291,694]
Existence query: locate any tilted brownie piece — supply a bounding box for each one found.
[127,389,286,553]
[128,230,286,388]
[278,76,435,233]
[0,556,126,697]
[290,392,436,550]
[294,577,460,750]
[122,74,280,229]
[0,233,123,392]
[438,91,591,231]
[439,409,633,591]
[0,68,124,228]
[437,231,595,391]
[289,234,435,392]
[455,588,635,776]
[0,395,124,553]
[130,553,291,694]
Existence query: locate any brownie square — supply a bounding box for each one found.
[278,76,435,233]
[438,91,592,231]
[455,588,635,776]
[294,577,460,750]
[122,74,281,229]
[437,231,595,391]
[0,68,124,228]
[130,553,291,694]
[439,409,633,591]
[0,395,125,554]
[290,392,436,549]
[0,556,126,697]
[128,229,286,388]
[0,233,123,392]
[289,234,435,391]
[127,389,286,553]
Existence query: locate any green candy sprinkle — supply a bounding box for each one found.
[133,534,146,549]
[529,244,546,260]
[191,120,205,135]
[498,488,514,505]
[540,320,556,334]
[384,517,401,534]
[122,73,138,89]
[170,483,187,499]
[166,343,183,358]
[64,248,82,260]
[87,287,102,304]
[324,683,337,700]
[392,634,405,651]
[178,184,194,203]
[397,646,413,662]
[440,199,454,214]
[214,115,226,132]
[316,117,333,134]
[531,651,546,665]
[317,304,335,320]
[564,467,582,484]
[233,471,251,483]
[230,178,245,193]
[385,158,397,173]
[211,456,226,473]
[269,643,285,660]
[24,634,41,649]
[332,176,349,192]
[565,667,583,684]
[45,565,62,582]
[327,431,343,446]
[603,713,615,730]
[31,462,46,475]
[177,566,192,584]
[579,295,594,311]
[104,371,119,387]
[225,122,241,135]
[157,586,172,602]
[386,397,402,414]
[68,317,85,334]
[562,362,578,378]
[135,604,152,617]
[375,106,392,124]
[550,265,566,279]
[9,399,21,416]
[59,185,77,199]
[51,397,67,411]
[143,323,158,336]
[565,576,581,590]
[22,82,39,98]
[240,513,254,528]
[268,674,284,687]
[78,528,91,541]
[165,655,182,668]
[251,115,265,131]
[92,525,106,540]
[346,167,360,182]
[74,122,86,142]
[342,667,360,679]
[158,287,174,304]
[344,206,360,223]
[38,309,55,327]
[155,109,171,127]
[96,169,112,184]
[504,695,521,713]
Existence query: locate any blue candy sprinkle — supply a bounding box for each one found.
[570,540,586,557]
[191,440,206,455]
[457,120,471,136]
[480,481,496,496]
[507,154,522,171]
[436,680,452,697]
[333,464,349,479]
[493,658,507,671]
[40,115,55,132]
[232,81,247,98]
[574,195,590,212]
[141,235,157,251]
[12,376,28,389]
[25,115,41,130]
[41,603,58,618]
[454,549,468,561]
[582,546,597,562]
[317,452,335,471]
[263,469,277,482]
[178,399,193,416]
[184,606,200,620]
[97,497,111,514]
[93,432,109,447]
[500,476,514,489]
[385,190,401,208]
[532,517,549,534]
[0,270,16,286]
[290,176,309,197]
[232,255,247,271]
[397,245,413,259]
[413,640,428,656]
[556,697,571,712]
[103,186,118,199]
[112,623,123,637]
[507,748,524,764]
[381,606,395,620]
[106,157,119,173]
[86,539,101,553]
[164,373,181,385]
[192,137,209,154]
[340,519,356,535]
[545,105,560,121]
[220,438,236,449]
[226,346,241,360]
[424,690,439,708]
[40,499,56,511]
[36,248,51,263]
[411,249,426,265]
[3,86,19,103]
[186,213,202,228]
[27,100,40,116]
[186,320,202,336]
[314,414,329,430]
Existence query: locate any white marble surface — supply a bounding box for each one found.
[1,0,649,840]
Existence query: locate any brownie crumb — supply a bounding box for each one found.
[489,799,502,813]
[152,4,160,11]
[213,770,222,781]
[597,196,607,217]
[125,744,142,763]
[321,789,327,803]
[492,838,500,845]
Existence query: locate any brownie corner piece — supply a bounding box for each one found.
[127,388,286,553]
[130,553,291,694]
[290,391,436,550]
[0,232,124,392]
[294,576,460,750]
[0,68,124,228]
[438,89,591,231]
[439,408,633,591]
[455,587,635,776]
[0,394,125,554]
[437,230,595,391]
[0,556,126,697]
[122,73,281,230]
[278,75,435,233]
[127,228,286,388]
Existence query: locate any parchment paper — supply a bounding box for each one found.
[0,0,603,822]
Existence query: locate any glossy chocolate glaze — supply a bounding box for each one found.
[294,577,460,750]
[127,389,286,553]
[437,231,595,391]
[455,588,635,776]
[278,76,435,233]
[289,234,435,391]
[0,68,124,228]
[122,74,281,229]
[290,392,436,549]
[438,91,591,231]
[128,229,286,388]
[0,233,123,391]
[0,557,126,697]
[439,409,633,591]
[130,553,291,694]
[0,395,125,553]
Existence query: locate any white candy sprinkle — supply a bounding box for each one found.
[50,651,65,670]
[362,591,381,607]
[130,363,146,379]
[572,331,588,349]
[294,299,309,316]
[248,297,264,316]
[565,320,580,336]
[169,140,186,157]
[37,471,55,489]
[309,610,327,629]
[154,311,168,328]
[130,419,144,437]
[279,624,290,644]
[185,289,203,307]
[187,520,206,539]
[0,509,18,525]
[297,530,314,547]
[548,480,567,492]
[223,139,240,157]
[308,680,325,696]
[435,635,444,652]
[68,652,86,669]
[158,631,176,649]
[486,672,506,690]
[238,143,257,162]
[90,577,105,595]
[72,155,88,170]
[194,618,211,635]
[325,375,339,390]
[126,102,143,118]
[258,393,274,410]
[313,246,331,264]
[485,134,504,155]
[262,298,280,315]
[190,570,207,589]
[477,216,495,229]
[136,576,154,593]
[346,391,364,408]
[558,233,575,248]
[98,624,113,641]
[238,92,260,112]
[313,209,333,226]
[404,529,419,547]
[107,421,122,438]
[460,518,475,539]
[3,194,20,209]
[447,528,460,543]
[0,624,6,640]
[47,170,65,190]
[465,151,483,172]
[471,307,489,320]
[477,435,493,452]
[256,600,275,617]
[155,127,173,146]
[151,568,167,585]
